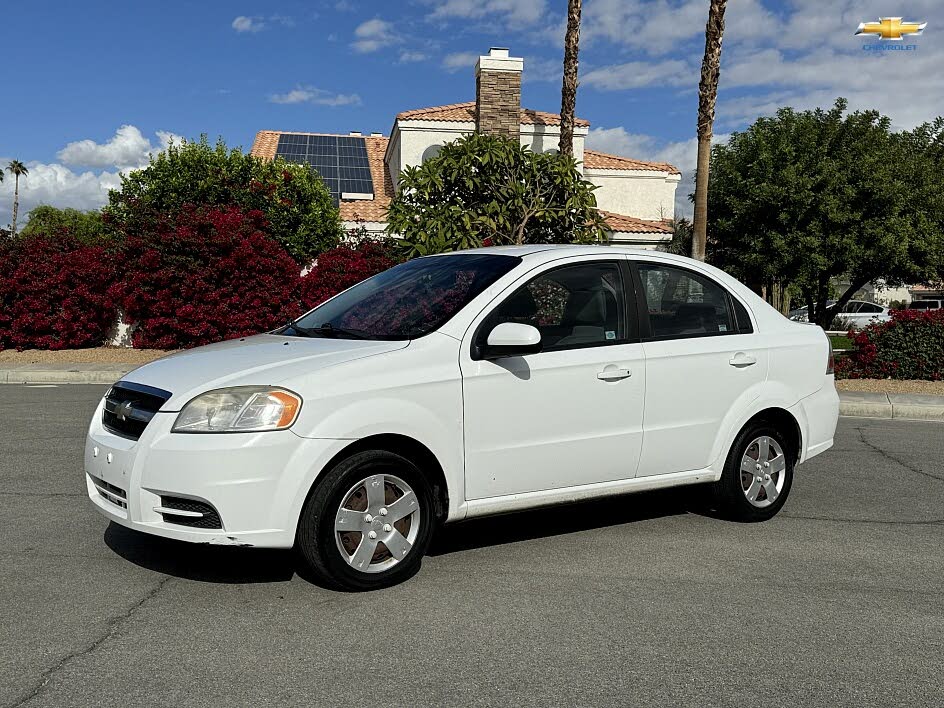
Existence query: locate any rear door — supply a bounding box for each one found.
[632,261,768,477]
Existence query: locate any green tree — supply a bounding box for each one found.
[664,216,693,256]
[709,98,944,328]
[6,160,29,237]
[104,136,342,261]
[386,133,607,257]
[21,205,107,244]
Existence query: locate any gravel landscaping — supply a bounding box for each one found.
[835,379,944,395]
[0,348,173,365]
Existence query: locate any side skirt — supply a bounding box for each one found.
[456,469,721,521]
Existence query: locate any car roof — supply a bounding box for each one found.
[433,243,701,263]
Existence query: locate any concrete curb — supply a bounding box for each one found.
[0,365,134,385]
[2,367,944,421]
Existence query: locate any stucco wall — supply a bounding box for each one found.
[586,169,680,221]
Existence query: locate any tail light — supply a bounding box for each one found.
[826,339,835,375]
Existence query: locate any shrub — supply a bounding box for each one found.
[298,238,398,310]
[110,206,301,349]
[0,233,117,350]
[20,205,108,245]
[835,309,944,380]
[104,136,342,262]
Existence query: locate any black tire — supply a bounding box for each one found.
[296,450,435,591]
[711,421,795,522]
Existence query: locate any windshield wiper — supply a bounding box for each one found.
[283,320,367,339]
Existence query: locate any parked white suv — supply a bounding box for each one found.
[86,246,839,590]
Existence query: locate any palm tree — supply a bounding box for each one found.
[558,0,583,157]
[691,0,728,262]
[6,160,29,237]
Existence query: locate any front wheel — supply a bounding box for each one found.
[297,450,435,591]
[711,423,794,522]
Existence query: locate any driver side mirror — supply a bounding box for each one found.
[483,322,542,359]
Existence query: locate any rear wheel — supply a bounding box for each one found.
[712,422,794,522]
[297,450,435,591]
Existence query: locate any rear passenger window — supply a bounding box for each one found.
[637,264,735,339]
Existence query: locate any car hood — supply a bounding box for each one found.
[120,334,409,410]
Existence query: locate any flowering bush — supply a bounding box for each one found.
[0,234,118,350]
[298,238,398,310]
[835,308,944,380]
[110,207,302,349]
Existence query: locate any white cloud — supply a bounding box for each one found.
[231,15,294,33]
[582,59,692,90]
[351,18,400,53]
[521,56,561,83]
[398,50,428,63]
[427,0,547,27]
[441,51,480,73]
[232,16,264,33]
[56,125,183,171]
[269,86,362,106]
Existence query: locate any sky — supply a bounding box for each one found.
[2,0,942,225]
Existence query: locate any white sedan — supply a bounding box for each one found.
[86,246,839,590]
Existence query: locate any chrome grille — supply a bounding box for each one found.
[102,381,172,440]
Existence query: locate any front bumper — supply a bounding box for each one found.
[85,398,351,547]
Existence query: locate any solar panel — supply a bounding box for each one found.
[274,134,374,202]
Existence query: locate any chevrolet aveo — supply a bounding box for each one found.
[86,246,839,590]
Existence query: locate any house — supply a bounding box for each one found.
[250,48,681,248]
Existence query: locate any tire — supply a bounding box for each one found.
[297,450,435,591]
[711,422,794,522]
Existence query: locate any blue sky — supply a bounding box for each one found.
[2,0,942,224]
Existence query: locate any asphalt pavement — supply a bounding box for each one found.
[1,385,942,707]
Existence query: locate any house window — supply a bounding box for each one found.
[422,145,443,163]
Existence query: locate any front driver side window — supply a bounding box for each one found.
[637,263,735,338]
[489,261,627,350]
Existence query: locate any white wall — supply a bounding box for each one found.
[586,169,680,221]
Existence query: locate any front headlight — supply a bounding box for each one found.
[172,387,302,433]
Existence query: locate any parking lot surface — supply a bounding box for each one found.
[1,385,942,707]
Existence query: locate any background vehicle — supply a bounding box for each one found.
[86,246,839,590]
[789,299,890,328]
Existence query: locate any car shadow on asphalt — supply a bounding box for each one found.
[429,487,701,556]
[103,487,707,584]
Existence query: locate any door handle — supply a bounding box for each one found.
[597,367,632,381]
[729,353,757,368]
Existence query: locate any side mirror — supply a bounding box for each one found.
[483,322,542,359]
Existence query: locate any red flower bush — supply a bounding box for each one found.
[110,206,301,349]
[298,239,398,310]
[835,308,944,380]
[0,234,118,350]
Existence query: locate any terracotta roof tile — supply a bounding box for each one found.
[396,101,589,127]
[599,210,673,234]
[250,130,280,160]
[584,149,680,174]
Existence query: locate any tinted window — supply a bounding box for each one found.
[637,264,734,338]
[290,254,520,340]
[843,302,863,313]
[489,262,627,350]
[910,300,939,310]
[859,303,883,313]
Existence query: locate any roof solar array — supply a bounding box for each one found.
[274,135,374,201]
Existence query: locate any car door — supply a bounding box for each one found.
[632,260,768,477]
[459,257,646,499]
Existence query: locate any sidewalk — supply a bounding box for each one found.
[1,363,943,421]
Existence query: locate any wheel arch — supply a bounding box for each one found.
[736,407,803,465]
[308,434,451,523]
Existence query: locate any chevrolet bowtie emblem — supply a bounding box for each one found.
[116,401,135,421]
[856,17,926,41]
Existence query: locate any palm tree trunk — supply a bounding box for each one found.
[691,0,727,262]
[11,175,19,237]
[558,0,583,157]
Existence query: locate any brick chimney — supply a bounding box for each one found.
[475,47,523,139]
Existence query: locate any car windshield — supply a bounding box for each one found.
[285,253,521,340]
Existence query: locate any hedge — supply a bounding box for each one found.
[835,309,944,380]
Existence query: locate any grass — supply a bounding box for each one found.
[829,334,852,351]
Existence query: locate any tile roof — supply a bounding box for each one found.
[583,149,680,174]
[599,210,673,235]
[395,101,590,127]
[250,130,280,160]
